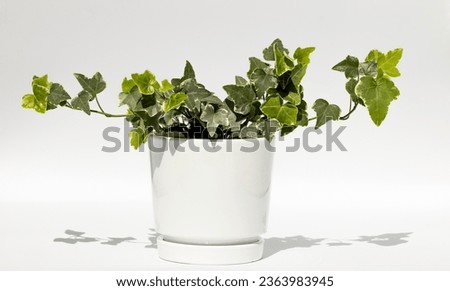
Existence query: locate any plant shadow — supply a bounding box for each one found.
[53,230,412,259]
[263,232,412,259]
[53,228,158,249]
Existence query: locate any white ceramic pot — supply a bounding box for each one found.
[149,136,274,265]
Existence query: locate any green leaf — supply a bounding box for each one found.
[284,91,301,105]
[163,92,188,112]
[293,47,315,65]
[332,55,360,79]
[201,95,223,105]
[181,79,214,111]
[200,104,230,137]
[235,76,248,86]
[281,125,296,136]
[181,79,213,99]
[71,91,92,115]
[366,48,403,77]
[358,61,377,77]
[250,68,278,97]
[160,79,174,92]
[345,79,364,105]
[277,103,298,125]
[48,83,71,106]
[74,72,106,97]
[129,128,145,150]
[296,99,308,126]
[32,74,51,89]
[21,94,46,113]
[121,77,136,93]
[290,64,307,88]
[257,118,281,141]
[355,75,400,126]
[22,75,51,113]
[118,86,142,109]
[223,84,256,115]
[263,38,289,61]
[274,44,293,76]
[312,98,341,128]
[144,103,162,117]
[131,70,160,95]
[183,61,195,80]
[260,96,298,125]
[247,57,270,77]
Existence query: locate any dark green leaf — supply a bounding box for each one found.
[222,84,256,114]
[250,68,278,97]
[48,83,71,106]
[312,98,341,128]
[71,91,92,115]
[332,55,360,79]
[296,99,308,126]
[118,86,142,110]
[74,72,106,97]
[263,38,289,61]
[235,76,248,86]
[345,79,364,105]
[183,61,195,80]
[247,57,270,77]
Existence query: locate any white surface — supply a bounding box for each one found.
[0,200,448,270]
[0,0,449,270]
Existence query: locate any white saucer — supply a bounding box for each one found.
[157,236,264,265]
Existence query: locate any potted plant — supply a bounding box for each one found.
[21,39,403,265]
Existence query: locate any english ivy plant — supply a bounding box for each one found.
[21,39,403,149]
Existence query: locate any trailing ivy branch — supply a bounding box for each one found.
[21,39,403,149]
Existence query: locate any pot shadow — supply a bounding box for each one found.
[263,232,412,259]
[53,228,158,249]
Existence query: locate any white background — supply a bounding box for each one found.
[0,0,449,270]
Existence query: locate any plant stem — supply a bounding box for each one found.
[339,102,358,120]
[95,96,106,115]
[64,103,127,118]
[90,109,128,118]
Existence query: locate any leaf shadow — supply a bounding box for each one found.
[53,228,157,249]
[263,232,413,259]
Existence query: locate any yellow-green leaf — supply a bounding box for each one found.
[163,92,188,112]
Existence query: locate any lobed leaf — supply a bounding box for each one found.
[312,98,341,128]
[260,96,298,126]
[355,75,400,126]
[131,70,160,95]
[71,91,92,115]
[163,92,188,112]
[74,72,106,97]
